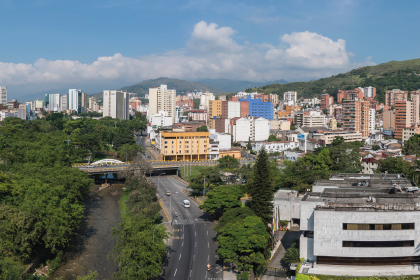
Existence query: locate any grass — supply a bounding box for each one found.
[118,189,130,221]
[179,165,209,182]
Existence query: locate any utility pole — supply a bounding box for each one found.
[203,176,206,196]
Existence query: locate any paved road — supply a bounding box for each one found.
[154,175,223,280]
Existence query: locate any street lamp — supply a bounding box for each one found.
[153,222,171,243]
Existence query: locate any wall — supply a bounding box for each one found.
[314,210,420,258]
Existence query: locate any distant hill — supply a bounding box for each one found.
[195,78,288,93]
[248,58,420,104]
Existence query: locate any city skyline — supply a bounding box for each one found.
[1,0,420,96]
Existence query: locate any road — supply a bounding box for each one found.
[153,175,223,280]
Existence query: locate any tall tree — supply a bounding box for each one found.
[403,134,420,156]
[247,137,252,150]
[247,147,274,227]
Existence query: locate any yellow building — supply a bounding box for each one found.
[208,100,224,129]
[159,131,209,161]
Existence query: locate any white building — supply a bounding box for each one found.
[0,86,6,105]
[103,90,130,119]
[0,111,16,121]
[252,141,297,152]
[209,130,231,150]
[235,91,258,98]
[302,111,326,127]
[60,94,68,111]
[69,89,82,113]
[199,91,215,111]
[149,85,176,122]
[369,108,376,134]
[228,101,241,119]
[231,116,270,142]
[47,93,61,112]
[150,111,173,127]
[284,91,297,104]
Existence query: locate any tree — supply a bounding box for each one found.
[331,136,344,146]
[214,207,256,232]
[193,99,200,109]
[218,155,240,170]
[199,185,243,217]
[290,126,297,130]
[377,157,415,177]
[196,125,208,132]
[217,216,269,272]
[322,108,328,115]
[117,144,143,162]
[247,138,252,150]
[329,142,361,173]
[247,148,274,227]
[283,240,300,265]
[372,144,381,151]
[403,134,420,156]
[77,271,99,280]
[267,135,278,142]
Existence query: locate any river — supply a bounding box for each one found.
[51,184,124,279]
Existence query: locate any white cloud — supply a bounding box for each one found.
[0,21,373,95]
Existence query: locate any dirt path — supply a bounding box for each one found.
[51,184,124,279]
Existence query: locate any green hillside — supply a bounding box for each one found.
[248,58,420,103]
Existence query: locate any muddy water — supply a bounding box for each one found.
[52,184,124,280]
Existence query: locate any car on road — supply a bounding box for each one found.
[86,165,94,168]
[101,163,109,167]
[165,191,171,196]
[182,200,190,208]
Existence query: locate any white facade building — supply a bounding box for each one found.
[150,111,173,127]
[254,117,270,141]
[284,91,297,104]
[228,101,241,119]
[60,94,68,111]
[199,91,215,111]
[68,89,82,113]
[47,93,61,112]
[149,85,176,122]
[0,86,6,105]
[369,108,376,134]
[253,141,297,152]
[302,111,326,127]
[0,111,16,121]
[103,90,130,119]
[209,131,231,150]
[231,116,270,142]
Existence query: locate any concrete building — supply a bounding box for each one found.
[383,110,395,129]
[386,89,408,106]
[230,116,270,142]
[284,91,297,104]
[312,130,363,145]
[188,109,208,123]
[0,86,6,105]
[209,131,231,150]
[302,111,326,127]
[103,90,130,119]
[208,100,225,129]
[239,95,274,120]
[360,86,376,98]
[342,100,370,137]
[252,141,297,152]
[269,120,291,130]
[337,89,364,103]
[69,89,82,113]
[150,111,173,127]
[320,94,333,109]
[158,131,209,161]
[60,94,68,111]
[228,101,241,119]
[402,124,420,142]
[149,84,176,122]
[46,93,61,112]
[81,92,88,113]
[395,101,414,139]
[369,108,376,134]
[34,99,44,110]
[199,91,215,111]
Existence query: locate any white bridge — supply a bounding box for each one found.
[89,159,124,165]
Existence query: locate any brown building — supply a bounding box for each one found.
[337,88,363,103]
[334,107,343,121]
[395,101,413,139]
[320,94,333,109]
[240,101,249,117]
[342,100,370,137]
[385,89,408,106]
[382,110,395,129]
[208,100,226,129]
[172,121,206,132]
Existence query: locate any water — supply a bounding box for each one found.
[51,184,124,279]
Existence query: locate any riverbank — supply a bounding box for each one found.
[51,184,123,279]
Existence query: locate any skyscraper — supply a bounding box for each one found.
[60,94,68,111]
[0,86,6,105]
[81,92,88,113]
[342,100,370,137]
[46,93,61,112]
[69,89,82,113]
[149,85,176,122]
[103,90,129,119]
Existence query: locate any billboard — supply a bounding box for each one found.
[297,134,305,140]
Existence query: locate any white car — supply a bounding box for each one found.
[182,200,190,208]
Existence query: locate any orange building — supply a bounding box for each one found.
[219,149,241,159]
[342,99,370,137]
[159,131,209,161]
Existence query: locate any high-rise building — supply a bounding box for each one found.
[383,110,395,129]
[361,86,376,98]
[394,101,413,139]
[208,100,225,129]
[238,95,274,120]
[284,91,297,104]
[103,90,130,119]
[69,89,82,113]
[369,108,376,134]
[60,94,68,111]
[342,100,370,137]
[385,89,408,106]
[149,85,176,122]
[46,93,61,112]
[410,91,420,124]
[337,88,364,103]
[0,86,6,105]
[199,91,215,111]
[81,92,88,113]
[320,94,333,109]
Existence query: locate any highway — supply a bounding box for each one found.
[154,175,222,280]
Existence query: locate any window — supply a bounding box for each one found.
[343,223,415,230]
[343,240,414,248]
[165,146,168,148]
[165,141,168,144]
[186,150,189,153]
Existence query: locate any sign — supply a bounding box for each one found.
[297,134,305,140]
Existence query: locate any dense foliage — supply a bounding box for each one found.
[217,155,240,169]
[199,185,243,216]
[0,113,146,277]
[403,134,420,156]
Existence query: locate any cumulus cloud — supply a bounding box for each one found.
[0,21,373,95]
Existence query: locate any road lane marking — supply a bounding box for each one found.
[207,255,209,262]
[179,254,181,260]
[195,242,197,247]
[195,231,196,236]
[189,270,192,277]
[174,269,177,277]
[182,241,184,246]
[208,242,209,248]
[193,255,195,261]
[207,230,208,236]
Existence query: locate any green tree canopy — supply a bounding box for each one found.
[329,142,362,173]
[196,125,208,132]
[199,185,243,217]
[217,215,269,272]
[377,157,415,177]
[218,155,240,170]
[267,135,278,142]
[214,206,256,232]
[403,134,420,156]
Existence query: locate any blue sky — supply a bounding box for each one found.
[1,0,420,97]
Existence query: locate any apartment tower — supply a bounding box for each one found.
[69,89,82,113]
[0,86,6,105]
[342,100,370,137]
[385,89,408,106]
[149,85,176,122]
[103,90,130,119]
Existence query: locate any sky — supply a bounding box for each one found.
[1,0,420,98]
